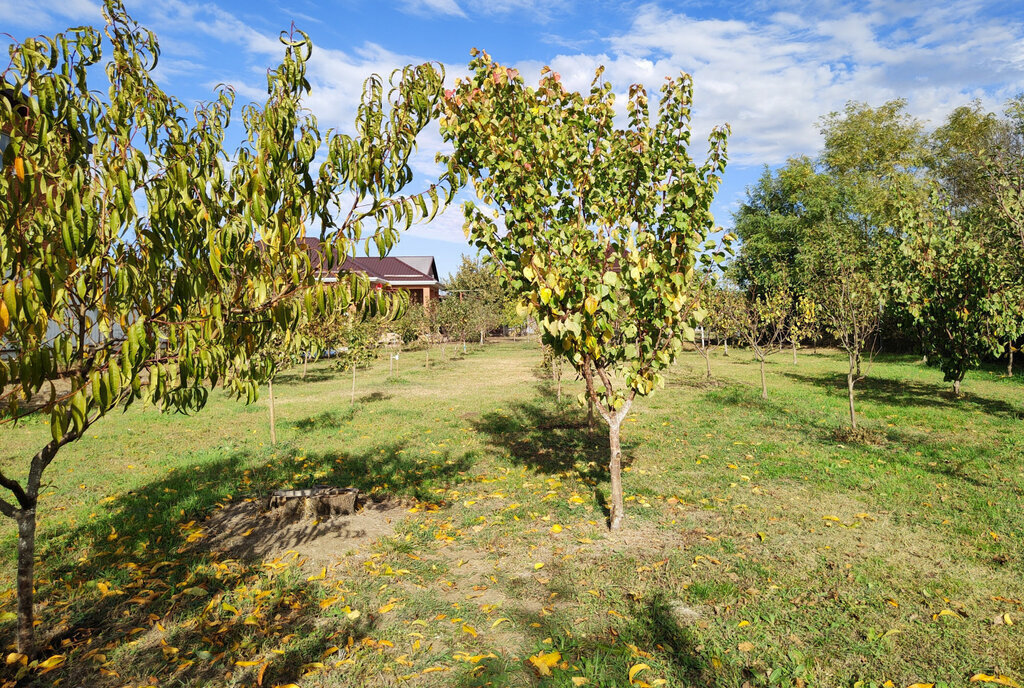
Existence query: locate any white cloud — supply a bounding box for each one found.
[519,2,1024,166]
[400,0,466,18]
[0,0,100,28]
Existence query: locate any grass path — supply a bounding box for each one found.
[1,342,1022,687]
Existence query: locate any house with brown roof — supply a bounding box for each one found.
[340,255,441,306]
[295,237,441,306]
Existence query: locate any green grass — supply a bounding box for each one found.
[1,342,1022,687]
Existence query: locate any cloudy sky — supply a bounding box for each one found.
[4,0,1023,276]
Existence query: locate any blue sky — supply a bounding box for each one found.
[4,0,1024,278]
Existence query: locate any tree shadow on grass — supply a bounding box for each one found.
[292,409,351,430]
[781,371,1024,420]
[274,365,339,385]
[470,392,619,478]
[0,442,471,686]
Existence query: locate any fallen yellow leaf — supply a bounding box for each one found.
[36,654,67,673]
[629,663,650,684]
[572,678,589,686]
[528,650,561,676]
[462,623,478,637]
[307,567,326,582]
[970,674,1022,688]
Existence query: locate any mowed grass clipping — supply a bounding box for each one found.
[1,340,1022,688]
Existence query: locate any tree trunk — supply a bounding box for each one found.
[704,351,712,379]
[608,416,624,531]
[953,378,962,396]
[302,354,307,379]
[16,507,37,656]
[723,338,729,357]
[855,351,862,378]
[425,346,430,368]
[479,330,484,345]
[463,340,466,354]
[759,356,768,399]
[792,338,797,364]
[848,352,857,430]
[268,379,277,445]
[587,397,594,431]
[813,338,818,355]
[351,364,356,405]
[1008,342,1014,377]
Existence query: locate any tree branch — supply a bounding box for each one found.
[0,468,30,509]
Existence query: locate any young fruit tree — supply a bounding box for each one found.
[441,52,731,530]
[818,267,882,429]
[692,274,722,380]
[0,4,453,655]
[737,284,791,399]
[893,191,1012,396]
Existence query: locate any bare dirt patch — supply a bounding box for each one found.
[199,497,408,566]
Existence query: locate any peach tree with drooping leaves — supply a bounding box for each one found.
[0,1,455,656]
[440,51,731,530]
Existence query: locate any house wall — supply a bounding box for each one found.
[388,286,440,307]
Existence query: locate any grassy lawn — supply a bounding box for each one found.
[1,340,1022,687]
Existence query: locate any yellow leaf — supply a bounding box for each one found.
[307,567,326,582]
[569,495,585,504]
[572,679,589,686]
[907,684,935,688]
[528,650,561,676]
[379,603,395,614]
[36,654,66,671]
[971,674,1022,688]
[462,624,478,637]
[257,662,269,686]
[737,620,750,628]
[629,663,650,684]
[222,603,238,614]
[1003,613,1013,626]
[534,562,545,570]
[933,609,958,620]
[492,617,511,628]
[5,653,25,666]
[550,524,563,534]
[236,660,262,666]
[822,515,841,522]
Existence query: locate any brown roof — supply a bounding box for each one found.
[292,237,439,286]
